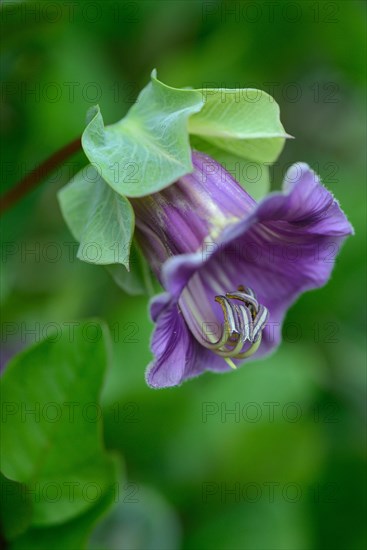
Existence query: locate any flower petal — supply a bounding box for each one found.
[257,162,354,235]
[132,151,255,282]
[149,292,172,322]
[147,298,201,387]
[161,163,353,365]
[163,253,204,300]
[147,295,231,387]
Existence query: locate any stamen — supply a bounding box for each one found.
[226,290,259,316]
[252,304,269,341]
[225,358,238,370]
[201,285,269,362]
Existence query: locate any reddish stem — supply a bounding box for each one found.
[0,137,82,215]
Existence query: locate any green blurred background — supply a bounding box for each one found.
[1,1,366,549]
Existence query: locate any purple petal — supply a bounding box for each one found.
[195,345,232,373]
[257,162,354,235]
[149,292,172,322]
[161,163,353,365]
[187,151,256,218]
[147,295,231,387]
[147,299,195,388]
[131,151,255,281]
[147,298,201,388]
[163,253,205,300]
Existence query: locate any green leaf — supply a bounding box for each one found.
[188,88,290,163]
[0,320,117,526]
[190,136,270,201]
[58,166,134,268]
[59,75,289,273]
[105,241,155,296]
[10,478,119,550]
[89,484,181,550]
[81,71,204,197]
[0,473,33,540]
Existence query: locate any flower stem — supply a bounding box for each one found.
[0,136,82,215]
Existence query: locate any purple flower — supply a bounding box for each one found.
[131,152,353,388]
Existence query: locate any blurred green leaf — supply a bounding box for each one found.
[0,473,33,540]
[186,499,312,550]
[0,320,117,526]
[105,241,155,296]
[89,484,181,550]
[188,88,289,163]
[81,72,204,197]
[10,478,119,550]
[58,166,134,268]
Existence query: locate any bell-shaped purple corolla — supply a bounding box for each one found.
[131,152,353,388]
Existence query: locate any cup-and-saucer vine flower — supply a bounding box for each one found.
[131,151,353,388]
